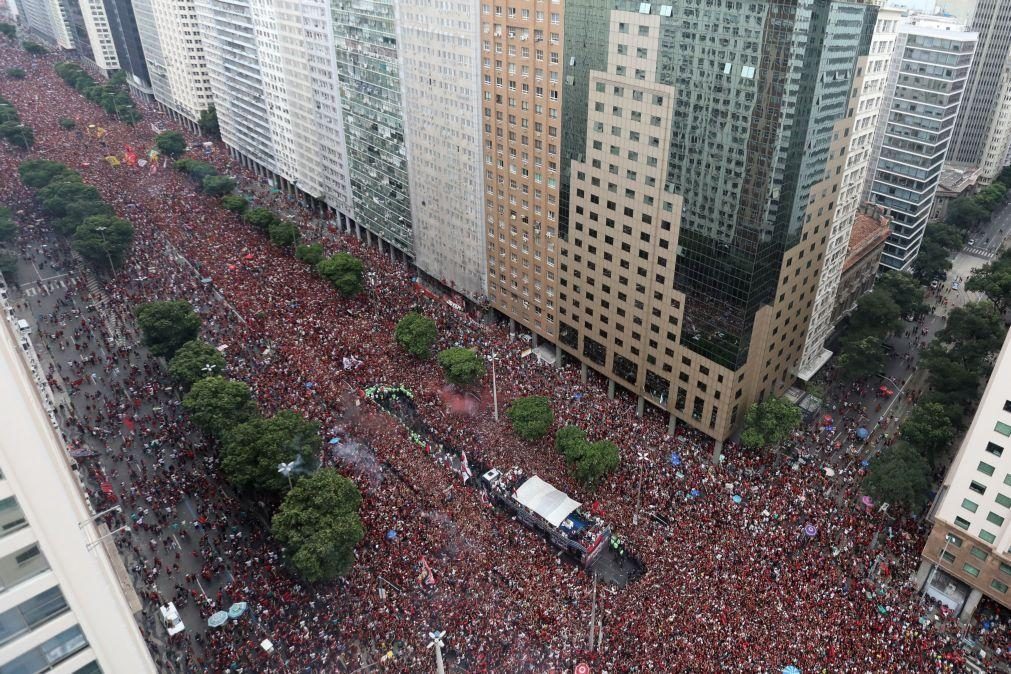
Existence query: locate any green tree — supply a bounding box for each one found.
[317,253,364,297]
[0,23,15,39]
[900,402,956,468]
[6,68,25,80]
[947,196,988,230]
[920,344,983,417]
[198,105,219,137]
[436,347,486,386]
[966,255,1011,313]
[245,207,279,231]
[135,300,201,358]
[836,336,887,381]
[155,130,187,158]
[202,175,235,197]
[268,220,299,247]
[913,223,964,284]
[173,159,217,181]
[555,425,587,460]
[21,41,45,55]
[572,440,620,486]
[37,179,102,218]
[58,118,75,130]
[739,397,802,449]
[18,160,77,189]
[271,468,364,582]
[295,243,324,266]
[182,376,256,438]
[875,271,928,317]
[221,410,320,492]
[220,195,248,214]
[935,301,1005,371]
[168,339,227,391]
[394,311,437,358]
[862,443,931,511]
[507,396,554,441]
[846,289,902,339]
[0,206,16,244]
[0,251,17,285]
[71,215,133,271]
[0,122,34,149]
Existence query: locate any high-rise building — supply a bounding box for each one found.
[498,0,876,444]
[133,0,212,130]
[919,327,1011,620]
[99,0,152,98]
[866,16,976,271]
[0,317,155,673]
[62,0,120,71]
[798,6,902,380]
[950,0,1011,181]
[481,0,565,339]
[15,0,74,49]
[397,0,487,299]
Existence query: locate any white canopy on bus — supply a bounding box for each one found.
[514,476,581,528]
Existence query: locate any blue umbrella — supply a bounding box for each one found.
[860,460,870,468]
[329,437,341,445]
[228,602,248,619]
[670,453,682,467]
[689,488,700,499]
[856,427,870,440]
[208,611,229,628]
[386,529,397,541]
[783,667,801,674]
[732,495,742,504]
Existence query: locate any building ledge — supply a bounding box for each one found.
[796,347,833,382]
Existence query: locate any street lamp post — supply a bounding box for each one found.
[427,631,447,674]
[488,351,498,421]
[632,450,648,525]
[94,226,117,276]
[277,461,296,490]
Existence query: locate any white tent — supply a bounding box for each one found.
[514,476,581,528]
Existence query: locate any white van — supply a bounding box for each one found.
[16,319,30,335]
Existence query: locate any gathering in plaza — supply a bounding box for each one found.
[1,35,1009,674]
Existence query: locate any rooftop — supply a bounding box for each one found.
[843,208,891,273]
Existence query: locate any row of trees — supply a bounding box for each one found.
[18,160,134,271]
[173,156,237,198]
[863,301,1007,509]
[0,95,34,149]
[21,40,45,55]
[134,300,364,583]
[0,206,18,284]
[835,271,926,381]
[54,62,141,124]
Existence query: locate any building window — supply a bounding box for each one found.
[970,546,989,561]
[940,550,956,563]
[0,543,50,590]
[980,529,997,544]
[962,498,979,513]
[954,517,971,530]
[987,442,1005,458]
[1004,400,1011,413]
[970,481,987,495]
[997,493,1011,508]
[988,512,1005,526]
[0,625,88,674]
[997,422,1011,437]
[992,579,1009,594]
[963,563,981,577]
[980,461,996,476]
[0,498,27,538]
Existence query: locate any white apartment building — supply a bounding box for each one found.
[920,327,1011,619]
[865,15,977,271]
[132,0,212,129]
[71,0,120,71]
[798,7,902,380]
[397,0,486,299]
[0,318,155,673]
[16,0,74,49]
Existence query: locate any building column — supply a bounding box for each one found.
[636,395,645,417]
[389,245,395,262]
[960,588,984,622]
[555,343,562,367]
[508,318,516,338]
[667,414,678,435]
[580,363,587,383]
[607,380,615,399]
[915,559,933,590]
[532,334,539,348]
[711,439,724,464]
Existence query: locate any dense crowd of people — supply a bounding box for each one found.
[0,41,997,673]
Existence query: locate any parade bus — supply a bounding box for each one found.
[481,468,610,568]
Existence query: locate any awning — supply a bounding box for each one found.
[514,476,581,528]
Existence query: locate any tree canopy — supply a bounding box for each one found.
[966,250,1011,313]
[155,130,187,158]
[221,410,320,492]
[0,206,16,244]
[182,376,257,438]
[875,271,928,318]
[203,175,236,197]
[268,220,299,247]
[862,443,931,511]
[174,159,217,181]
[900,402,956,468]
[739,397,802,449]
[71,215,134,272]
[436,347,486,386]
[168,339,227,391]
[836,336,887,382]
[220,195,248,214]
[18,160,77,189]
[295,243,324,266]
[553,425,620,485]
[135,300,201,358]
[846,289,902,340]
[394,311,438,358]
[271,468,364,582]
[245,207,280,231]
[199,105,219,137]
[507,396,554,441]
[317,253,364,297]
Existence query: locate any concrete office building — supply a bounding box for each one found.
[867,16,976,271]
[919,327,1011,619]
[62,0,120,72]
[15,0,74,49]
[397,0,487,299]
[133,0,212,129]
[481,0,565,339]
[539,0,875,443]
[0,316,155,672]
[797,6,902,380]
[950,0,1011,181]
[100,0,152,98]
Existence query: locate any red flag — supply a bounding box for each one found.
[123,416,135,431]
